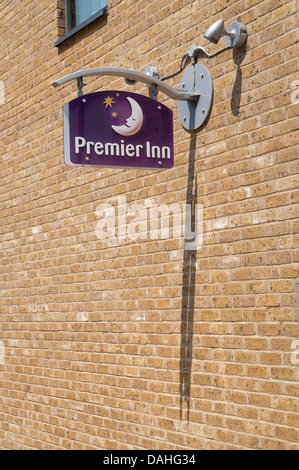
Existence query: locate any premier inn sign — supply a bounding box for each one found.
[63,91,174,170]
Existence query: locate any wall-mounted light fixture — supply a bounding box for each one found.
[175,20,247,130]
[204,19,247,49]
[52,19,247,131]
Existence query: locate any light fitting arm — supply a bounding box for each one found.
[187,45,232,61]
[52,67,199,103]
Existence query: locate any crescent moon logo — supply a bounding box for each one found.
[112,97,144,136]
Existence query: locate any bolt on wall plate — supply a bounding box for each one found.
[177,64,213,131]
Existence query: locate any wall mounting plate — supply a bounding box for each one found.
[226,22,247,48]
[177,64,213,131]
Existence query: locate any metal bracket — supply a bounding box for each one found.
[177,64,213,131]
[144,66,159,101]
[76,77,86,97]
[52,66,212,131]
[52,67,198,101]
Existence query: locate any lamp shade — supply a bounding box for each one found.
[203,19,225,44]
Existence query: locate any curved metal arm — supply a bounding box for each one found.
[188,45,232,60]
[51,67,199,102]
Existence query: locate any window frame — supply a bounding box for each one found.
[55,0,108,47]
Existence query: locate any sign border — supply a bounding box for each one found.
[62,92,174,170]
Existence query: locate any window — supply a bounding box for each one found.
[67,0,108,31]
[55,0,108,47]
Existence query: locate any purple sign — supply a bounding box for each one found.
[63,91,174,170]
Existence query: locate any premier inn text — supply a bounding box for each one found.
[75,137,172,160]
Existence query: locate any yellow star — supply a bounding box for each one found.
[112,112,118,118]
[104,96,115,108]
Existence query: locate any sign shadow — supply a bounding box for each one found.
[180,133,198,422]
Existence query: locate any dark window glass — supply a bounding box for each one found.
[55,0,108,47]
[69,0,108,30]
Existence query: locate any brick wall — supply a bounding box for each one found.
[0,0,298,450]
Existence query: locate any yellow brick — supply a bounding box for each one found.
[0,0,298,452]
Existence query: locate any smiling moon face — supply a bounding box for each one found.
[112,97,144,136]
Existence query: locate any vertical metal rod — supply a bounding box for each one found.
[77,77,85,97]
[192,64,196,94]
[149,84,158,101]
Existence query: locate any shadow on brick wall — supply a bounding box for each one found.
[180,133,197,422]
[231,44,247,116]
